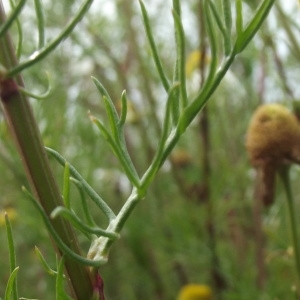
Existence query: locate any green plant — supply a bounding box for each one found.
[0,0,275,299]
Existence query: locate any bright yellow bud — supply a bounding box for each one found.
[177,284,213,300]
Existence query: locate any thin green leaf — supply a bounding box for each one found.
[209,0,232,55]
[4,267,19,300]
[91,76,113,101]
[89,114,113,142]
[208,0,227,40]
[92,77,123,142]
[178,0,219,134]
[18,72,52,100]
[35,246,58,276]
[7,0,23,59]
[139,0,170,92]
[179,51,236,133]
[172,10,188,109]
[63,162,71,209]
[91,84,139,186]
[0,0,26,38]
[140,83,180,190]
[22,187,107,267]
[170,88,180,127]
[160,83,181,153]
[6,0,94,78]
[56,256,73,300]
[92,117,140,187]
[223,0,232,34]
[118,90,128,128]
[90,116,140,187]
[45,147,116,221]
[222,0,232,54]
[51,206,119,240]
[234,0,275,53]
[15,22,23,59]
[141,127,179,192]
[204,0,218,87]
[172,0,181,16]
[5,213,18,300]
[102,95,119,140]
[70,178,96,227]
[235,0,243,36]
[34,0,45,49]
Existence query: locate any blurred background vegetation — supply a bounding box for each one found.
[0,0,300,299]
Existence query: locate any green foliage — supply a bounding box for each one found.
[0,0,300,299]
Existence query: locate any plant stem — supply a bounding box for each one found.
[0,3,93,299]
[279,165,300,290]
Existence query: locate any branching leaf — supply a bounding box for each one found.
[235,0,275,53]
[45,147,116,221]
[51,206,119,240]
[140,83,180,190]
[90,115,140,187]
[22,186,107,267]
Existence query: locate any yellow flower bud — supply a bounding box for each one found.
[0,207,18,227]
[171,149,192,168]
[177,284,213,300]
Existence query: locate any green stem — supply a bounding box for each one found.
[88,189,141,262]
[279,166,300,288]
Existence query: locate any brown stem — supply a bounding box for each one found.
[0,3,93,299]
[253,166,272,289]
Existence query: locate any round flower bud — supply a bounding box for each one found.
[246,103,300,167]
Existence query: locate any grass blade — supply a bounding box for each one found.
[4,267,19,300]
[5,213,18,300]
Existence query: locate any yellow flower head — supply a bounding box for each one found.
[185,51,210,78]
[0,207,18,227]
[171,149,192,168]
[177,284,213,300]
[246,103,300,167]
